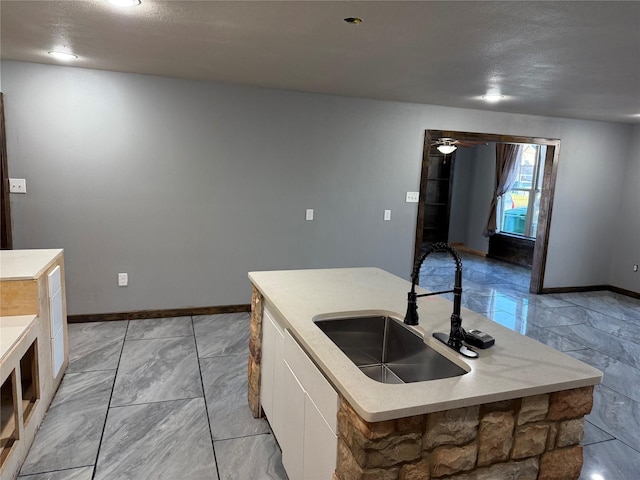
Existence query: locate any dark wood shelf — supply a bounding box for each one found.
[422,152,455,244]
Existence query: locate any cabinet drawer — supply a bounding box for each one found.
[284,330,338,433]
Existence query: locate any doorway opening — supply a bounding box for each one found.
[414,130,561,294]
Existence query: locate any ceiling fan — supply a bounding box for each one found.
[431,138,487,154]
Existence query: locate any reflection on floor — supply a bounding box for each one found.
[421,251,640,480]
[18,252,640,479]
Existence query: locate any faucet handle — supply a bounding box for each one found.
[404,291,419,325]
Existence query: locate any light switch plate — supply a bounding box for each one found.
[405,191,419,203]
[118,273,128,287]
[383,210,391,221]
[9,178,26,194]
[305,209,314,221]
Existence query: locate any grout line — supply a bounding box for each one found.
[108,395,205,410]
[90,320,130,480]
[212,431,274,444]
[192,315,222,480]
[124,334,195,341]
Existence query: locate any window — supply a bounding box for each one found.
[497,144,545,238]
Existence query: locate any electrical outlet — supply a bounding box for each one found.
[405,191,419,203]
[634,264,638,272]
[305,209,314,221]
[383,209,391,221]
[9,178,26,194]
[118,273,128,287]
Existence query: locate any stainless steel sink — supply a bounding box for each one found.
[315,315,467,384]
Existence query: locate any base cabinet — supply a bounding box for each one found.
[0,250,68,480]
[260,308,285,440]
[303,395,338,480]
[281,362,306,479]
[260,306,338,480]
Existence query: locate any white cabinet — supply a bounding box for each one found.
[260,308,285,440]
[303,395,338,480]
[48,266,65,378]
[260,306,338,480]
[281,362,306,479]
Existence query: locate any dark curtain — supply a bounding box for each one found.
[483,143,521,237]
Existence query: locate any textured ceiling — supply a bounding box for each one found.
[1,1,639,123]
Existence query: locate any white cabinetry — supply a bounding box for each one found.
[260,305,338,480]
[260,308,285,441]
[48,266,65,377]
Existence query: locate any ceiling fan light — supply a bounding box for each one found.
[437,144,457,155]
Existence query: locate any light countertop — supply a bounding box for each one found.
[249,267,602,422]
[1,315,38,363]
[0,249,64,281]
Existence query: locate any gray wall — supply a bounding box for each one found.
[609,124,640,292]
[448,149,473,244]
[448,144,495,253]
[2,61,637,314]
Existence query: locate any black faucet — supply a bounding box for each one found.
[404,242,478,358]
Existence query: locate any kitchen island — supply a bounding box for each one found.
[248,267,601,480]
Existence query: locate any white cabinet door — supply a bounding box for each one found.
[304,395,338,480]
[260,310,276,419]
[284,331,338,433]
[271,324,285,440]
[261,308,286,440]
[48,265,65,378]
[267,323,338,480]
[281,361,305,480]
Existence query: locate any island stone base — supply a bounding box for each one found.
[334,386,593,480]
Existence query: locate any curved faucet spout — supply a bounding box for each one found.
[404,242,475,357]
[405,242,463,325]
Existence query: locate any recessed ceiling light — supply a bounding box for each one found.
[344,17,363,25]
[482,94,505,103]
[106,0,141,6]
[48,50,78,61]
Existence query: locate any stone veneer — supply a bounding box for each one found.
[248,289,594,480]
[247,286,263,418]
[334,387,593,480]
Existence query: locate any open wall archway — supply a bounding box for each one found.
[414,130,561,294]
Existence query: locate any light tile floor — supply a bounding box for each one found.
[19,253,640,479]
[19,313,285,480]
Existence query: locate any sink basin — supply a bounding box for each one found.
[315,315,467,384]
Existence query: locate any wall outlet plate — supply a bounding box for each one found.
[9,178,27,194]
[118,272,128,287]
[405,191,419,203]
[305,209,314,221]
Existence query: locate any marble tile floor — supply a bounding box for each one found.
[420,251,640,480]
[18,253,639,479]
[19,313,286,480]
